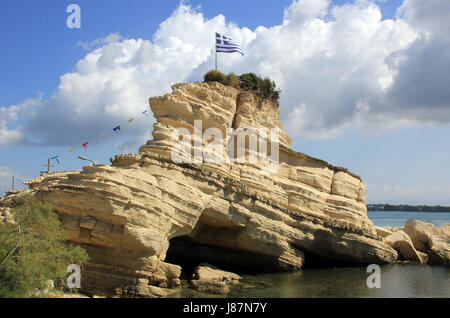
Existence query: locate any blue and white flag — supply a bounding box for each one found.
[216,32,244,56]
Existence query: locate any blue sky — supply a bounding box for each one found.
[1,0,450,205]
[0,0,401,106]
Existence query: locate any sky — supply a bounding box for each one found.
[1,0,450,205]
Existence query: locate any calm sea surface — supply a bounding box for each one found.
[368,211,450,228]
[169,212,450,298]
[171,264,449,298]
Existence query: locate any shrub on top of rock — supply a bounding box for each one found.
[204,70,226,84]
[225,72,240,88]
[239,73,281,102]
[203,70,281,104]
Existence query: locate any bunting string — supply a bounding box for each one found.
[46,106,150,167]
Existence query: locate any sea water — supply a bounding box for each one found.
[172,264,449,298]
[169,212,450,298]
[368,211,450,228]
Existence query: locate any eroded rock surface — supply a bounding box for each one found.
[375,226,392,238]
[394,220,450,266]
[190,263,241,294]
[404,220,439,252]
[0,82,398,297]
[384,230,424,263]
[428,235,450,266]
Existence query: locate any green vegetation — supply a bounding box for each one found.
[225,72,240,88]
[239,73,280,102]
[204,69,226,83]
[0,201,89,297]
[203,70,281,104]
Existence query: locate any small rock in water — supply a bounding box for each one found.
[190,263,241,294]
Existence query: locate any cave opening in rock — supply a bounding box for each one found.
[164,213,297,278]
[164,215,360,279]
[164,236,283,279]
[165,236,359,280]
[300,250,360,269]
[165,236,240,278]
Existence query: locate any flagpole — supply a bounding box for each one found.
[215,32,217,70]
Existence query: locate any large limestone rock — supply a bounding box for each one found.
[428,235,450,266]
[190,263,241,294]
[403,220,439,252]
[440,224,450,237]
[384,230,423,263]
[403,219,450,266]
[0,82,397,297]
[374,226,392,238]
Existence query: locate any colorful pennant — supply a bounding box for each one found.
[52,106,151,169]
[51,155,60,164]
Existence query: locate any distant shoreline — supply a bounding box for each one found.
[367,204,450,213]
[368,210,450,213]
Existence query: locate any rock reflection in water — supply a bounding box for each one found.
[169,264,449,298]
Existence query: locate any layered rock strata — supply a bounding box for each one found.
[403,220,450,266]
[384,230,424,263]
[0,82,398,297]
[190,263,241,294]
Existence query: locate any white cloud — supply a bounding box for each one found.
[78,33,123,51]
[283,0,331,27]
[396,0,450,34]
[0,4,248,148]
[0,125,23,146]
[1,0,450,148]
[0,93,43,145]
[384,0,450,124]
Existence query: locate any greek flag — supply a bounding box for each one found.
[216,32,244,56]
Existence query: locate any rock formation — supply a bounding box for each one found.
[0,81,398,297]
[374,226,392,238]
[379,220,449,266]
[403,220,450,266]
[190,263,241,294]
[384,230,424,263]
[404,220,438,252]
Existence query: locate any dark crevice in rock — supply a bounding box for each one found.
[165,236,293,276]
[301,250,361,269]
[231,92,242,129]
[165,236,360,276]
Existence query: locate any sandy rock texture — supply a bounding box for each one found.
[404,220,450,266]
[0,82,398,297]
[383,220,450,266]
[190,263,241,294]
[374,226,392,238]
[384,230,424,263]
